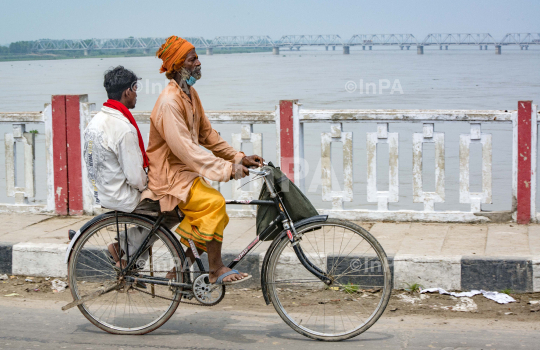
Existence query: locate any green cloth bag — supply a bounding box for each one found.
[256,162,319,241]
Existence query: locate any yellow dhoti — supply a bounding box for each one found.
[175,177,228,252]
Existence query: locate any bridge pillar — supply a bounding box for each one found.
[290,47,293,51]
[495,45,501,55]
[332,46,335,50]
[485,45,487,50]
[521,45,524,50]
[400,46,403,50]
[369,46,372,50]
[143,49,149,54]
[479,45,482,50]
[526,45,529,50]
[296,47,300,51]
[445,45,448,50]
[407,46,410,50]
[272,46,279,55]
[83,49,88,56]
[362,46,365,50]
[325,46,328,51]
[417,45,424,55]
[343,46,350,54]
[206,47,213,55]
[440,45,442,50]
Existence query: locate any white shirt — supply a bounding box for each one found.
[83,106,148,212]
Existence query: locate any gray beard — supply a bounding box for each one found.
[180,67,192,81]
[180,67,202,81]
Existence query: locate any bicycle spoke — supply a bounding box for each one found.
[266,219,391,341]
[69,216,185,334]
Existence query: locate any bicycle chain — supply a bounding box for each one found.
[131,286,217,307]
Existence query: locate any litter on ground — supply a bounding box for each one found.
[452,297,478,312]
[51,279,68,293]
[397,293,429,304]
[420,287,516,304]
[0,274,8,280]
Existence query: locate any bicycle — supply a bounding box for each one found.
[64,165,392,341]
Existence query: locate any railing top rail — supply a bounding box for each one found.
[5,109,531,124]
[91,110,277,124]
[299,109,515,122]
[0,112,44,123]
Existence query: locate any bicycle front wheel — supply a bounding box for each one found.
[264,219,392,341]
[68,215,186,335]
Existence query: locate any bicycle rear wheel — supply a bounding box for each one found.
[68,215,186,335]
[264,219,392,341]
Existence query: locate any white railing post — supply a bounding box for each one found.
[530,104,538,222]
[232,124,263,209]
[459,123,492,212]
[5,123,35,205]
[44,103,55,212]
[321,123,353,210]
[412,123,445,212]
[293,101,305,191]
[366,123,399,211]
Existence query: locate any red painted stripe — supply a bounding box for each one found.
[51,95,68,215]
[66,95,83,215]
[279,100,295,181]
[517,100,532,224]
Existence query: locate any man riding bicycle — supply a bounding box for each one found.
[142,35,263,285]
[83,38,263,285]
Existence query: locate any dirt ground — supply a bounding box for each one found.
[2,275,540,322]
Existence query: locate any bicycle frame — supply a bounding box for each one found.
[121,168,331,288]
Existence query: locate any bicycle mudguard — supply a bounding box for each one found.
[260,215,328,305]
[64,211,117,263]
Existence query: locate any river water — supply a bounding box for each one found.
[0,47,539,212]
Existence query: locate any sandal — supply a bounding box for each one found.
[214,269,252,285]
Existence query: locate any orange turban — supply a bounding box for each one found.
[156,36,195,74]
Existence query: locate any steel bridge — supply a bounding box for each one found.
[31,37,209,53]
[31,33,540,55]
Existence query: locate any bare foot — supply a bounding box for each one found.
[108,242,127,270]
[166,267,176,280]
[115,260,127,270]
[108,242,123,263]
[209,266,248,284]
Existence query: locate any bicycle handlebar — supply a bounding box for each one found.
[248,168,268,176]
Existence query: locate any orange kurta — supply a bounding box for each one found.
[142,80,244,212]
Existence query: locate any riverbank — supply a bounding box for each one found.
[0,47,272,62]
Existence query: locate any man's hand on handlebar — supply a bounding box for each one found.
[231,163,250,180]
[231,155,264,180]
[241,155,265,169]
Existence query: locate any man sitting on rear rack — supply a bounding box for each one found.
[83,66,149,269]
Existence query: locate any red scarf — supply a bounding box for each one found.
[103,99,149,168]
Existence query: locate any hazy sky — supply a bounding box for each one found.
[1,0,539,45]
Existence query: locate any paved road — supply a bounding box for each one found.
[0,299,539,349]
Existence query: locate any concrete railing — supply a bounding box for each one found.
[0,96,538,224]
[0,111,48,213]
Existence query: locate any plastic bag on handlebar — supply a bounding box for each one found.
[256,162,319,241]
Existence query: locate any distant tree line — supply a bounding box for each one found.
[0,41,34,55]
